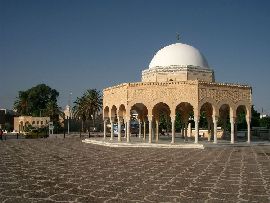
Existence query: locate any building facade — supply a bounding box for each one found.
[14,116,50,132]
[103,42,252,144]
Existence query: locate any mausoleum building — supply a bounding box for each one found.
[103,42,252,144]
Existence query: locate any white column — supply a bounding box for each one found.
[148,116,153,143]
[143,121,146,141]
[171,117,175,144]
[194,117,199,144]
[103,119,107,140]
[247,117,251,143]
[155,120,159,142]
[230,117,235,144]
[184,122,188,141]
[139,119,142,139]
[67,116,70,135]
[213,116,218,144]
[118,117,121,142]
[110,119,114,141]
[188,123,192,137]
[181,125,185,138]
[126,119,130,143]
[124,122,127,138]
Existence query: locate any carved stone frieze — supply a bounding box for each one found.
[199,86,251,105]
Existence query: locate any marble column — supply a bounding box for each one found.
[181,125,185,138]
[247,117,251,143]
[230,117,235,144]
[138,119,142,139]
[188,123,192,137]
[171,117,175,144]
[143,121,146,141]
[103,119,107,140]
[184,122,188,141]
[235,123,238,142]
[110,119,114,141]
[148,116,153,143]
[118,117,122,142]
[213,116,218,144]
[155,120,159,142]
[126,119,130,143]
[194,117,199,144]
[124,122,127,138]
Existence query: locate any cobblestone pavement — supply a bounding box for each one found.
[0,137,269,203]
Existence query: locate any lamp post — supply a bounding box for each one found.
[67,92,72,135]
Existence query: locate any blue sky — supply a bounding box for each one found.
[1,0,270,114]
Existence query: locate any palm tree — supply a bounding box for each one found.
[83,89,102,127]
[73,96,87,132]
[73,89,102,132]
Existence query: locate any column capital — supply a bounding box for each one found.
[230,116,236,123]
[170,114,176,121]
[117,116,123,122]
[148,115,153,121]
[193,116,199,122]
[246,116,251,123]
[212,115,219,121]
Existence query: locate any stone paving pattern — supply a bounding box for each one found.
[0,137,269,202]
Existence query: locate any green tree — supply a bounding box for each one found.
[14,84,60,117]
[45,100,64,124]
[251,106,260,127]
[260,116,270,128]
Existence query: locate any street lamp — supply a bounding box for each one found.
[67,92,72,135]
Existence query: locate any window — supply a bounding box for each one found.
[41,121,43,125]
[32,121,35,125]
[37,121,39,125]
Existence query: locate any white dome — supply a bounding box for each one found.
[149,43,209,69]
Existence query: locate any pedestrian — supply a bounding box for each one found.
[0,129,3,140]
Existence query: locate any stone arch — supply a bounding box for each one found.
[199,98,218,115]
[200,102,214,140]
[152,102,171,117]
[200,102,214,116]
[175,102,194,119]
[110,105,117,120]
[130,103,148,120]
[175,102,195,140]
[129,103,149,139]
[152,102,171,140]
[236,101,251,117]
[217,100,235,118]
[118,104,126,118]
[103,106,109,119]
[236,105,248,132]
[218,104,231,139]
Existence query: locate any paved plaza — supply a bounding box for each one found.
[0,136,270,202]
